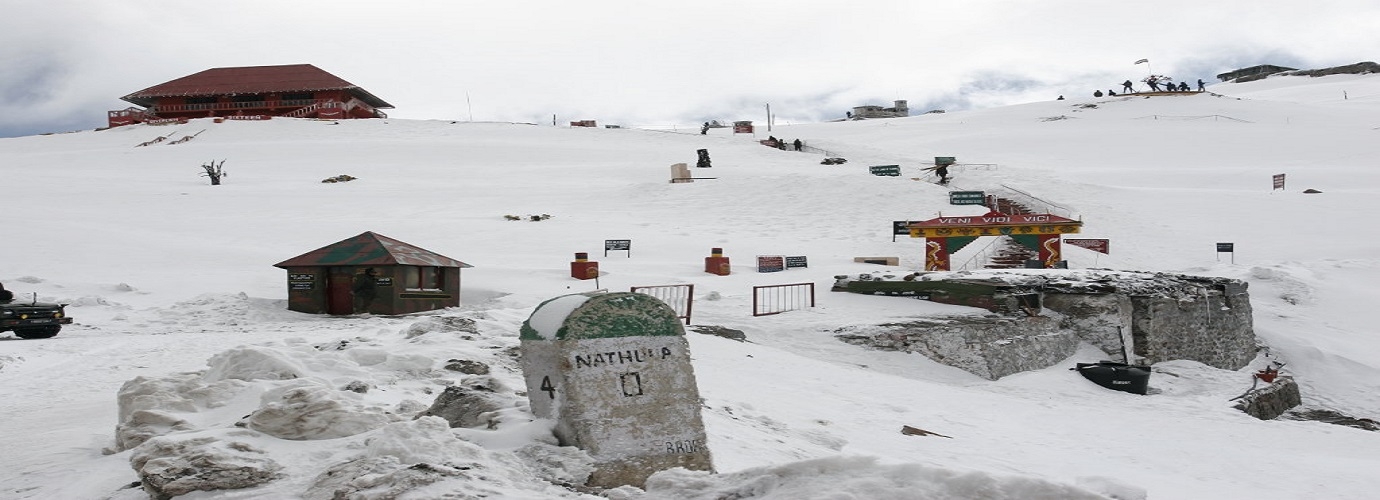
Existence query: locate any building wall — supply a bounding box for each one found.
[282,266,330,314]
[281,265,461,315]
[836,279,1257,379]
[1042,293,1135,363]
[385,267,461,315]
[1130,288,1255,370]
[150,89,363,119]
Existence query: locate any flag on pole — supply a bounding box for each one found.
[1134,59,1149,64]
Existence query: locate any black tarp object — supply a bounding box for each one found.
[1074,361,1151,395]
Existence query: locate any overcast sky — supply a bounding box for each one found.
[2,0,1376,138]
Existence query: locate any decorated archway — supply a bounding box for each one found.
[908,211,1083,271]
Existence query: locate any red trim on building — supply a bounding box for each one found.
[108,64,392,127]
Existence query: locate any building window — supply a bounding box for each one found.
[282,92,313,101]
[186,97,217,104]
[403,267,444,291]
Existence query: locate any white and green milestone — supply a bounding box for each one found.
[519,292,714,489]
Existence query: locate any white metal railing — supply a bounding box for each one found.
[955,237,1004,271]
[991,184,1074,218]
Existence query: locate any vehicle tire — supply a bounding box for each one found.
[14,326,60,339]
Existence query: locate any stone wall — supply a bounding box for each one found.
[1130,288,1255,370]
[839,316,1078,380]
[1042,293,1134,363]
[835,271,1258,379]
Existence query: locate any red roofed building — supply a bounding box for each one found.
[108,64,393,127]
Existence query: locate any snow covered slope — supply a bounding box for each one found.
[1,73,1378,499]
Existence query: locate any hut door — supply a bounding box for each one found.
[327,267,354,315]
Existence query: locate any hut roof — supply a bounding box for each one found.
[120,64,393,109]
[274,232,471,269]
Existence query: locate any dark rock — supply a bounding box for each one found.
[443,359,491,375]
[130,436,283,500]
[1235,376,1302,420]
[688,325,747,342]
[1284,407,1380,431]
[416,385,507,428]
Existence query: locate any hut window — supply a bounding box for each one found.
[404,267,444,291]
[282,92,313,101]
[186,96,217,104]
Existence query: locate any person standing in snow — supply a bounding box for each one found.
[1197,79,1206,92]
[935,164,950,185]
[1146,77,1161,92]
[793,138,803,151]
[352,268,378,314]
[1122,80,1135,93]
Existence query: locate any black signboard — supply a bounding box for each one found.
[375,277,393,287]
[949,191,986,205]
[756,255,785,272]
[869,165,901,176]
[1272,173,1285,190]
[604,239,631,257]
[892,220,915,242]
[1216,242,1235,252]
[288,273,314,291]
[785,256,808,269]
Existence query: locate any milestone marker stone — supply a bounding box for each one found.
[519,292,713,488]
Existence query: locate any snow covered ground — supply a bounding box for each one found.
[2,73,1379,499]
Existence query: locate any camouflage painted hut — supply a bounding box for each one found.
[274,232,471,315]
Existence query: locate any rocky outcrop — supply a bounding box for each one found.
[416,384,509,429]
[835,270,1257,379]
[1283,62,1380,78]
[1235,377,1302,420]
[130,435,283,499]
[840,316,1075,380]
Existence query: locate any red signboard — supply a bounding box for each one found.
[732,121,754,134]
[1065,238,1110,254]
[756,255,785,272]
[1272,173,1285,190]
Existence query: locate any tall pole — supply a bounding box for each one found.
[765,103,772,132]
[466,92,473,122]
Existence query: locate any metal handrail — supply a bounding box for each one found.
[955,237,1004,271]
[992,184,1074,218]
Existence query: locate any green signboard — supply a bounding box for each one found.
[869,165,901,176]
[949,190,986,205]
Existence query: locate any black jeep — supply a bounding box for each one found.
[1,291,73,339]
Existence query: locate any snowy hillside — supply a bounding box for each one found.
[2,73,1379,499]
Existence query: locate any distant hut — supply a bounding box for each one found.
[274,232,471,315]
[109,64,392,127]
